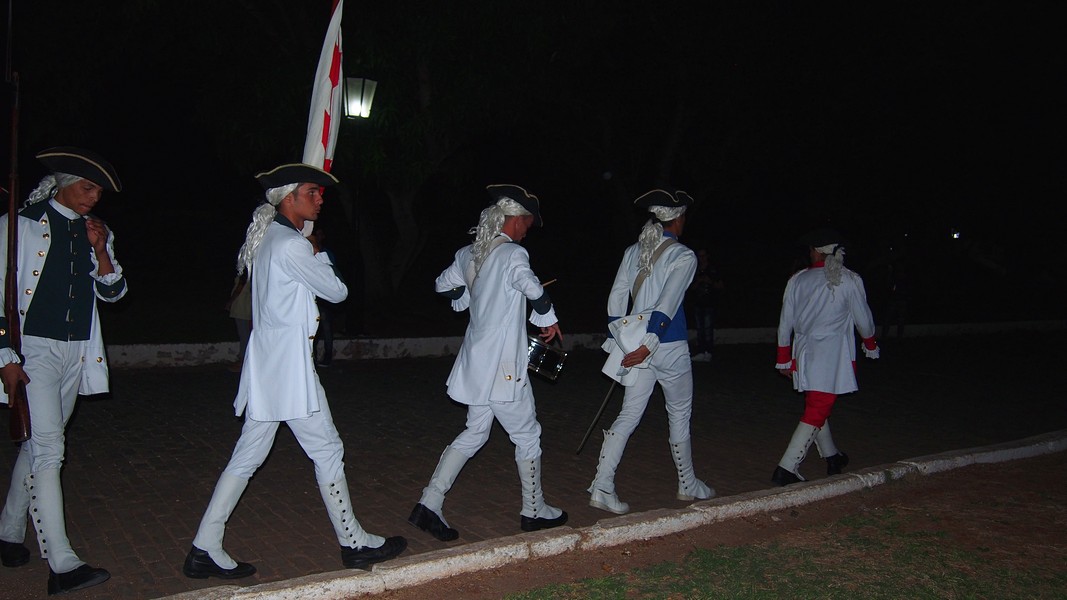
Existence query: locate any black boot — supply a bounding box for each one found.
[520,511,568,532]
[0,540,30,567]
[825,452,850,475]
[341,536,407,570]
[47,564,110,595]
[182,546,256,579]
[771,466,802,486]
[408,503,459,541]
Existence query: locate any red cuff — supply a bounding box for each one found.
[862,336,878,351]
[776,345,792,365]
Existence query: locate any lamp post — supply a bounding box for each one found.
[343,77,376,119]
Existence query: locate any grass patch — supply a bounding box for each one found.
[506,509,1067,599]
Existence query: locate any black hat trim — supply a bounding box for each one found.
[486,184,542,226]
[799,227,848,249]
[36,147,122,192]
[255,164,339,190]
[634,188,694,208]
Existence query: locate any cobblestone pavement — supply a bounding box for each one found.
[0,331,1063,599]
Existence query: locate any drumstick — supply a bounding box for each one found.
[541,278,557,287]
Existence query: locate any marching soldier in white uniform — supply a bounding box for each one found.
[182,164,405,578]
[587,188,716,515]
[772,228,879,485]
[408,184,567,541]
[0,147,125,595]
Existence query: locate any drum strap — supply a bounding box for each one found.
[631,238,676,301]
[465,235,511,289]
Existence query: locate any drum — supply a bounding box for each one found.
[527,336,568,381]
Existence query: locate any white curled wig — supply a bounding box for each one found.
[24,173,83,207]
[236,183,299,275]
[468,198,531,276]
[637,205,687,276]
[815,243,846,288]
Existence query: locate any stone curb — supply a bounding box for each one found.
[155,428,1067,600]
[111,320,1064,368]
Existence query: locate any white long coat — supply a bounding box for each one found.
[436,236,556,406]
[777,266,876,394]
[234,219,347,421]
[0,205,125,404]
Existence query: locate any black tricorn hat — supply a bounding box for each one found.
[255,164,339,190]
[799,227,849,249]
[36,147,122,192]
[486,184,542,226]
[634,188,694,209]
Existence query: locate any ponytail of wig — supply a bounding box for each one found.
[236,183,299,275]
[636,205,686,276]
[815,243,846,289]
[469,198,531,276]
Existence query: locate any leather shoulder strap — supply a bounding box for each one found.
[631,238,677,300]
[464,235,511,288]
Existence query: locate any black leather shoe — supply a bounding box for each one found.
[0,540,30,567]
[408,503,459,541]
[771,466,803,486]
[182,546,256,579]
[47,564,110,595]
[341,536,407,570]
[520,510,568,532]
[825,452,850,475]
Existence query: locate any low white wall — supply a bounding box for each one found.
[106,320,1064,368]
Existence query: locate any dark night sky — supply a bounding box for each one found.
[2,2,1063,341]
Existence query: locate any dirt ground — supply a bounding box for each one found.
[373,451,1067,599]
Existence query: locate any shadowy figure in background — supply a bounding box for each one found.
[224,272,252,372]
[881,260,910,339]
[308,226,338,367]
[688,247,723,362]
[772,228,879,486]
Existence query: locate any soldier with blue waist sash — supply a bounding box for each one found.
[588,188,716,516]
[0,147,125,595]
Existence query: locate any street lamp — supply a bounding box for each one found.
[343,77,377,119]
